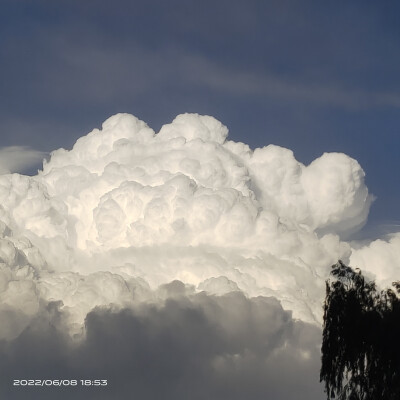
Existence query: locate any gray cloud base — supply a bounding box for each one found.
[0,287,323,400]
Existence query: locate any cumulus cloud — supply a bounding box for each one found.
[0,113,376,334]
[1,112,396,398]
[350,232,400,287]
[0,146,46,175]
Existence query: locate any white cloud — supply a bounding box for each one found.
[0,113,380,341]
[350,232,400,287]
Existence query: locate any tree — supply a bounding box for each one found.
[320,260,400,399]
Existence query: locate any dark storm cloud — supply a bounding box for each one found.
[0,286,323,400]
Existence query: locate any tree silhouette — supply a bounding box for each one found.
[320,260,400,399]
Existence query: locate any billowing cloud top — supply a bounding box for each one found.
[0,113,394,343]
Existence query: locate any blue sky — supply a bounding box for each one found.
[1,0,400,237]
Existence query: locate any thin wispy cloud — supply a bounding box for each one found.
[183,56,400,110]
[0,146,46,175]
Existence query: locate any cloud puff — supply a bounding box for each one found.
[350,232,400,287]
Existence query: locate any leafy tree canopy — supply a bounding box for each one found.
[321,260,400,399]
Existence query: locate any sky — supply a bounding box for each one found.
[1,1,400,399]
[1,0,400,237]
